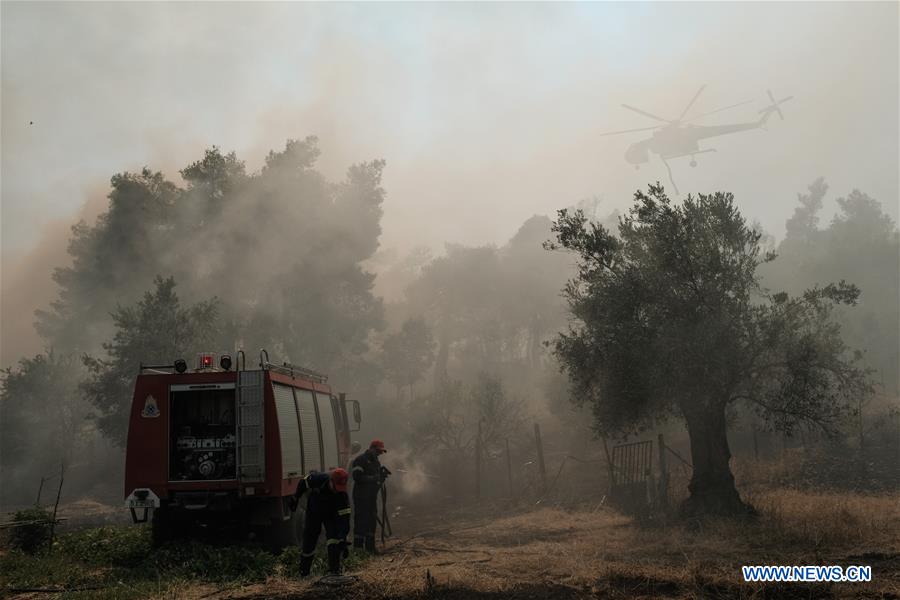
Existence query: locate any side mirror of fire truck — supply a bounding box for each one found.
[341,393,362,432]
[352,401,361,430]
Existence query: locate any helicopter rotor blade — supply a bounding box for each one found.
[621,104,671,124]
[597,125,664,137]
[677,84,707,122]
[767,89,782,120]
[761,90,793,120]
[684,99,755,123]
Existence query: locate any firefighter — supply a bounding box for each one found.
[345,441,362,496]
[347,441,362,466]
[351,439,389,552]
[289,468,352,577]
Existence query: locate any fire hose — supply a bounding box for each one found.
[375,470,393,545]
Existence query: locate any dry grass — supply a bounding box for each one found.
[742,488,900,550]
[193,488,899,599]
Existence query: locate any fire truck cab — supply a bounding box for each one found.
[124,350,361,547]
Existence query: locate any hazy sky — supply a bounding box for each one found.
[1,1,898,363]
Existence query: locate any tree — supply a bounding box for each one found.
[408,373,525,456]
[409,379,471,454]
[35,168,180,353]
[499,215,573,368]
[81,276,219,445]
[179,146,246,206]
[783,177,828,247]
[380,317,436,400]
[36,138,386,402]
[0,350,87,501]
[406,245,503,385]
[469,372,526,456]
[763,181,900,395]
[547,184,871,515]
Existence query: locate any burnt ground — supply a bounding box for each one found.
[176,489,900,600]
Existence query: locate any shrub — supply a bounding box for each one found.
[7,506,54,554]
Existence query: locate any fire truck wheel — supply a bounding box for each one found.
[264,506,304,551]
[151,507,185,546]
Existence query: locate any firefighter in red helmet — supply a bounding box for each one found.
[290,468,352,576]
[351,439,389,552]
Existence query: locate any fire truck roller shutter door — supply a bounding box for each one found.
[315,392,339,470]
[294,389,322,474]
[273,383,302,478]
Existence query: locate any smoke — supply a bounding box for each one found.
[0,185,108,367]
[384,446,431,497]
[0,2,897,414]
[4,3,897,264]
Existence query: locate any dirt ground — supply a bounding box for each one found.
[173,489,900,600]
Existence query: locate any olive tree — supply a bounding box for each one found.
[547,184,871,515]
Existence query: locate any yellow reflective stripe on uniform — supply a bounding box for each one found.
[337,508,351,516]
[326,538,343,545]
[351,466,364,473]
[301,551,316,557]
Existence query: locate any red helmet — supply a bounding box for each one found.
[370,439,387,453]
[330,467,349,492]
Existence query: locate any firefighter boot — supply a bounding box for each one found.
[299,553,314,578]
[326,544,342,575]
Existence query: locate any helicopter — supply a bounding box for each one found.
[600,86,793,194]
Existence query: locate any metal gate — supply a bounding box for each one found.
[609,440,653,509]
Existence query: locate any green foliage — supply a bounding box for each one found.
[762,179,900,395]
[1,524,370,596]
[37,139,386,409]
[549,183,870,437]
[35,168,181,353]
[380,317,436,398]
[180,146,247,204]
[406,244,504,382]
[56,524,151,567]
[471,372,527,454]
[548,184,872,512]
[81,276,220,445]
[6,506,54,554]
[150,540,277,582]
[403,216,572,387]
[0,351,87,497]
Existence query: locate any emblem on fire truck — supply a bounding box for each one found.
[141,394,160,418]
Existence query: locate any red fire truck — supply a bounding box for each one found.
[124,350,361,546]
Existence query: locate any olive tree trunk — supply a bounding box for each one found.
[682,403,753,516]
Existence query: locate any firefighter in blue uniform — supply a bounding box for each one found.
[289,467,351,577]
[351,439,389,552]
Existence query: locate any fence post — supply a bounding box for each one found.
[36,476,46,506]
[657,433,669,509]
[601,435,614,492]
[48,462,64,552]
[534,423,547,493]
[505,438,513,497]
[475,420,482,501]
